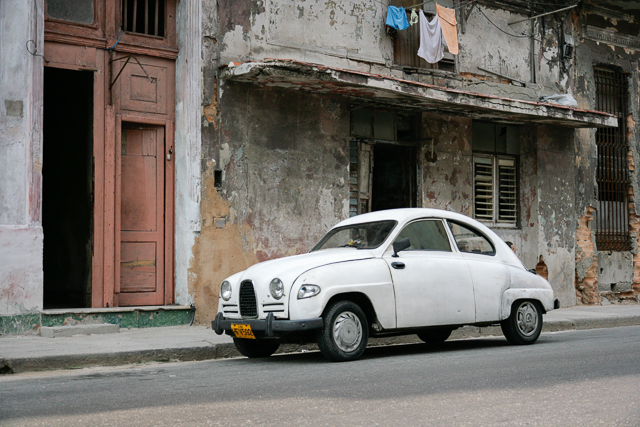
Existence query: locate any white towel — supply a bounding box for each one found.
[417,10,444,64]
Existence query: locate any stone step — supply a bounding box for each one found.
[40,323,120,338]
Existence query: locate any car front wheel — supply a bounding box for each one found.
[501,300,543,345]
[317,300,368,362]
[233,338,280,358]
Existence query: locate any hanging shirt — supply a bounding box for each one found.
[417,10,444,64]
[386,6,410,31]
[436,3,459,54]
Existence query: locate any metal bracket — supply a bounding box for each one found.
[109,55,156,90]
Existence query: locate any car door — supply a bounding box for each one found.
[446,220,507,322]
[384,219,476,328]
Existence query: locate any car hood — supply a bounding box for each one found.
[236,249,376,285]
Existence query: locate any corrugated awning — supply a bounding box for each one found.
[221,59,617,128]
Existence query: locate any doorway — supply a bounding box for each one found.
[43,68,94,309]
[371,144,417,211]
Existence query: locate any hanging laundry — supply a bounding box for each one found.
[417,10,444,64]
[409,8,419,26]
[386,6,410,31]
[436,3,458,54]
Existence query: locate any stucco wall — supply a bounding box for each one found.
[572,8,640,303]
[0,0,44,316]
[217,0,391,70]
[191,81,350,323]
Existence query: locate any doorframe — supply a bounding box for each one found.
[100,114,175,307]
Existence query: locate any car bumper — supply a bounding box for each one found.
[212,312,323,337]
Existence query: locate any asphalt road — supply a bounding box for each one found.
[2,326,640,427]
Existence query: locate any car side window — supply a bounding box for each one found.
[394,220,452,252]
[447,221,496,256]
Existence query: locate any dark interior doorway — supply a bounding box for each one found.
[371,144,417,211]
[43,67,94,309]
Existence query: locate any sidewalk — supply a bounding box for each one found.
[2,305,640,374]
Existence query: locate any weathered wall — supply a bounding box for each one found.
[536,125,577,306]
[417,113,574,300]
[0,228,43,315]
[191,80,350,323]
[0,0,44,316]
[217,0,391,71]
[419,113,473,216]
[460,7,532,85]
[193,0,639,320]
[572,6,640,303]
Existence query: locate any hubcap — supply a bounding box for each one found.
[516,302,539,337]
[332,311,363,352]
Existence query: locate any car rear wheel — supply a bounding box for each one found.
[417,328,452,344]
[233,338,280,358]
[501,300,543,345]
[317,300,368,362]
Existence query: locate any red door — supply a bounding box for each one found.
[117,125,167,306]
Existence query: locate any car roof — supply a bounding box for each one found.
[332,208,524,270]
[334,208,475,228]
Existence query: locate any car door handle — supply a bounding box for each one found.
[391,262,405,269]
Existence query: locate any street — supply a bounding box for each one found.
[2,326,640,427]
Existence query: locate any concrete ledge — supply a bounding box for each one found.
[40,324,120,338]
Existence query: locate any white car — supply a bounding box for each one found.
[212,208,557,362]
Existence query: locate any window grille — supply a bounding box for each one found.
[122,0,165,37]
[473,156,493,220]
[473,155,517,224]
[594,67,629,251]
[472,122,519,225]
[497,158,517,223]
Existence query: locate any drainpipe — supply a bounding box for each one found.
[530,15,536,84]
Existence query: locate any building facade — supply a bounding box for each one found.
[1,0,638,332]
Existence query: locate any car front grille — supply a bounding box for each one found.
[239,281,258,318]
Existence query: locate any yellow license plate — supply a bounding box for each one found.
[231,323,255,339]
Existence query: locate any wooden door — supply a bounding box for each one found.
[117,125,167,306]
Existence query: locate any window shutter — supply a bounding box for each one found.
[473,156,493,220]
[497,158,517,223]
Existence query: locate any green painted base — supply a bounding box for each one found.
[0,314,41,335]
[0,307,193,336]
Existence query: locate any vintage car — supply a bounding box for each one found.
[212,208,558,362]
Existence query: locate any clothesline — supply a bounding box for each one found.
[406,0,477,11]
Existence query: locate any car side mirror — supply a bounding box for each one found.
[392,238,411,258]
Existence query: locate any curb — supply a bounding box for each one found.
[3,315,640,374]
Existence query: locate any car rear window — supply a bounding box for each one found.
[447,221,496,256]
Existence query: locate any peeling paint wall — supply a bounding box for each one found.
[536,125,577,306]
[217,0,391,69]
[0,0,44,316]
[460,7,532,84]
[192,71,350,322]
[572,5,640,304]
[419,113,473,215]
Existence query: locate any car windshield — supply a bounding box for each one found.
[311,220,397,251]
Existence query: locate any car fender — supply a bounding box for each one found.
[288,258,396,329]
[500,288,555,320]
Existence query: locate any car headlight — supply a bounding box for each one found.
[269,278,284,300]
[298,284,321,299]
[220,281,232,301]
